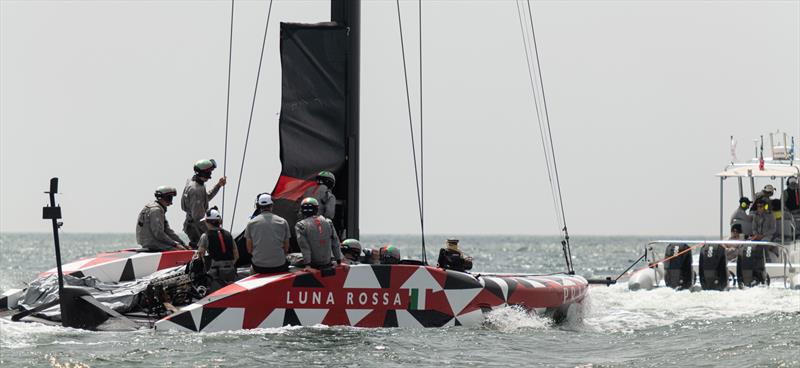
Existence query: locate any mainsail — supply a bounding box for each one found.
[271,22,350,251]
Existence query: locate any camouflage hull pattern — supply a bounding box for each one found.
[155,264,587,331]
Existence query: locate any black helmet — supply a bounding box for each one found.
[739,197,751,209]
[194,159,217,179]
[316,171,336,188]
[300,197,319,217]
[154,186,177,204]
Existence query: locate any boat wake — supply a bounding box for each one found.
[581,283,800,334]
[483,305,551,332]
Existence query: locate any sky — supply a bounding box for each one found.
[1,0,798,237]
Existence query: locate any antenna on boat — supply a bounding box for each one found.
[43,178,65,298]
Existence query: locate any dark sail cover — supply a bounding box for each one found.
[272,22,348,251]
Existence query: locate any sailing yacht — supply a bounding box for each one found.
[0,1,588,331]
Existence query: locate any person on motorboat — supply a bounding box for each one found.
[784,177,800,213]
[379,244,401,264]
[295,197,342,270]
[730,197,753,239]
[136,186,189,251]
[750,184,775,212]
[725,224,742,260]
[340,238,363,265]
[196,206,238,288]
[302,171,336,220]
[182,159,227,249]
[750,199,776,241]
[437,238,473,272]
[245,193,291,274]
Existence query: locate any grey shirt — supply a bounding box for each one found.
[245,212,290,268]
[295,215,342,266]
[136,201,184,251]
[752,211,777,240]
[181,178,221,233]
[303,184,336,220]
[730,207,753,236]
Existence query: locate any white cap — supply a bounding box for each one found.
[256,193,273,206]
[201,207,222,222]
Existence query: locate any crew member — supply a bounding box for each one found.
[196,206,238,287]
[295,197,341,269]
[341,238,363,265]
[751,199,776,241]
[182,159,227,248]
[361,248,381,264]
[784,177,800,213]
[302,171,336,220]
[245,193,291,273]
[136,186,188,251]
[379,245,401,264]
[751,184,775,212]
[725,224,742,260]
[437,238,473,272]
[730,197,753,239]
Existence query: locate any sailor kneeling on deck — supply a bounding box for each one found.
[246,193,291,273]
[136,186,189,251]
[341,239,362,265]
[437,238,473,272]
[296,197,342,270]
[196,207,238,288]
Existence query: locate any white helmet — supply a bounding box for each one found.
[201,206,222,222]
[256,193,273,207]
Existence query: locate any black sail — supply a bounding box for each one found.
[271,22,349,251]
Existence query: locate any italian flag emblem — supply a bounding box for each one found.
[408,289,426,310]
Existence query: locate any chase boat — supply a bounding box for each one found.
[0,1,588,331]
[627,132,800,291]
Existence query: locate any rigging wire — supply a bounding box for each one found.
[418,0,426,264]
[395,0,427,264]
[230,0,274,231]
[221,0,235,218]
[515,1,562,235]
[525,0,573,273]
[516,0,574,274]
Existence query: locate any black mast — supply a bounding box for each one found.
[331,0,360,240]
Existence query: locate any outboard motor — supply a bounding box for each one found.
[664,243,693,290]
[736,243,769,288]
[698,243,728,291]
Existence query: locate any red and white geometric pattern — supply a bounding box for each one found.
[155,264,588,332]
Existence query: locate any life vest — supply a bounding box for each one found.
[206,229,235,261]
[438,248,472,272]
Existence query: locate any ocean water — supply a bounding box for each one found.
[1,233,798,367]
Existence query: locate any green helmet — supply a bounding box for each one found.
[300,197,319,217]
[379,245,401,264]
[316,171,336,187]
[194,159,217,178]
[154,186,177,203]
